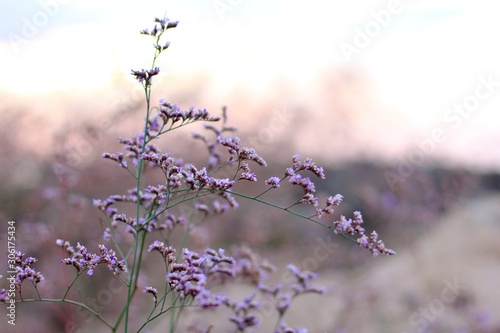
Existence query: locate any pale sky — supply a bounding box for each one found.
[1,0,499,170]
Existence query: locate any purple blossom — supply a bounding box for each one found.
[196,289,227,308]
[102,152,127,168]
[13,251,44,287]
[166,248,236,306]
[219,191,239,208]
[217,136,242,154]
[195,202,210,215]
[229,314,259,331]
[143,286,158,304]
[357,231,396,257]
[184,165,236,192]
[276,293,291,316]
[204,247,236,276]
[238,161,258,182]
[112,133,160,167]
[315,194,343,217]
[265,176,281,188]
[297,193,319,207]
[289,154,325,179]
[287,264,326,295]
[148,240,176,263]
[217,136,267,166]
[240,147,267,166]
[239,172,257,182]
[140,17,178,37]
[158,100,220,125]
[226,293,260,331]
[213,200,230,214]
[131,67,160,86]
[57,240,127,275]
[289,175,315,194]
[258,282,283,296]
[330,212,365,236]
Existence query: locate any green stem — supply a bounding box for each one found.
[228,190,358,243]
[20,298,114,329]
[62,270,84,300]
[125,79,151,332]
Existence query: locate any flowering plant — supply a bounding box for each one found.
[1,15,394,333]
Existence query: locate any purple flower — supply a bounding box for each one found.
[196,289,226,308]
[229,314,259,331]
[265,176,281,188]
[13,251,44,287]
[158,100,220,125]
[143,286,158,304]
[226,293,260,331]
[57,240,127,275]
[289,154,325,179]
[148,241,176,263]
[217,136,267,166]
[356,231,396,257]
[131,67,160,86]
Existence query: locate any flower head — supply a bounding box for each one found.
[57,240,127,275]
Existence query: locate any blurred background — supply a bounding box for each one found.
[1,0,500,332]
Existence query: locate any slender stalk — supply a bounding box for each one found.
[62,270,85,300]
[124,32,164,329]
[229,190,358,243]
[20,298,114,329]
[125,78,151,332]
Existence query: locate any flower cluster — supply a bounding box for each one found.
[203,247,236,277]
[148,240,176,263]
[140,16,178,37]
[287,153,326,179]
[143,286,158,305]
[184,164,236,192]
[94,190,158,216]
[191,106,238,169]
[167,261,207,301]
[217,136,267,167]
[147,246,235,308]
[265,176,281,189]
[259,264,325,333]
[139,16,178,56]
[158,100,221,126]
[131,67,160,87]
[315,194,343,217]
[286,264,326,296]
[262,154,325,208]
[117,133,159,165]
[195,200,230,215]
[331,211,365,235]
[328,211,395,256]
[14,251,44,288]
[225,293,260,331]
[357,230,396,257]
[57,240,127,275]
[101,152,127,169]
